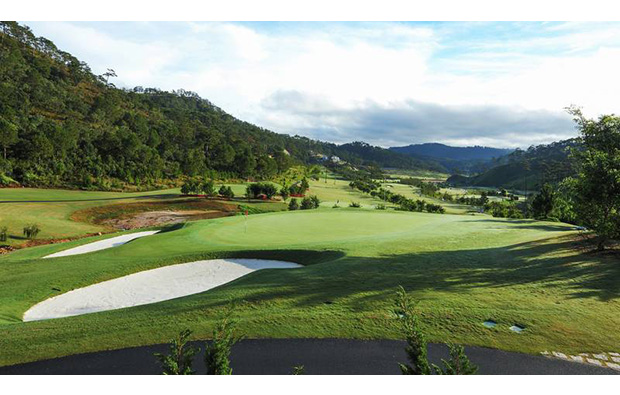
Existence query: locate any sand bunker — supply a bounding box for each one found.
[43,231,159,259]
[23,259,301,321]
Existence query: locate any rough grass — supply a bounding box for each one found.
[0,209,618,367]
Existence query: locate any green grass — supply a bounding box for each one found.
[0,185,284,246]
[0,209,618,367]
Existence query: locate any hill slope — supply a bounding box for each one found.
[0,22,439,189]
[446,139,578,190]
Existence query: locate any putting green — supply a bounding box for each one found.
[0,209,618,368]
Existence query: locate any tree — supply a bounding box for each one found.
[219,185,234,199]
[531,183,555,219]
[394,286,431,375]
[394,286,476,375]
[0,117,18,160]
[23,224,40,239]
[201,179,216,197]
[154,329,199,375]
[291,365,305,375]
[0,226,8,242]
[288,198,299,210]
[204,311,243,375]
[568,108,620,250]
[433,344,478,375]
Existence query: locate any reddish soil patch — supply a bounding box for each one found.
[71,198,240,230]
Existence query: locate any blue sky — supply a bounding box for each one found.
[23,21,620,148]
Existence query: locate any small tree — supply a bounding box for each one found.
[395,286,431,375]
[23,224,40,239]
[531,183,555,219]
[433,344,478,375]
[0,226,8,242]
[292,365,305,375]
[154,329,199,375]
[288,198,299,211]
[394,286,477,375]
[310,195,321,208]
[205,311,243,375]
[218,185,228,197]
[300,197,314,210]
[202,180,216,197]
[222,186,235,199]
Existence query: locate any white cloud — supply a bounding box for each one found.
[21,21,620,147]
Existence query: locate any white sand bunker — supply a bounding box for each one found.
[43,231,159,259]
[23,259,301,321]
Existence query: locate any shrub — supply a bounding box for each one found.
[23,224,40,239]
[279,188,290,200]
[219,185,235,199]
[154,329,199,375]
[349,202,361,208]
[300,197,314,210]
[246,182,278,199]
[205,311,243,375]
[292,365,306,375]
[310,195,321,208]
[181,179,201,195]
[288,198,299,210]
[0,226,7,242]
[201,180,216,196]
[376,203,386,210]
[394,286,477,375]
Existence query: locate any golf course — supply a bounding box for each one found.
[0,180,619,369]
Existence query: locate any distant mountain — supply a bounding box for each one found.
[390,143,513,174]
[446,139,578,190]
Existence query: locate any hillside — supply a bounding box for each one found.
[446,139,578,190]
[0,22,439,190]
[390,143,513,174]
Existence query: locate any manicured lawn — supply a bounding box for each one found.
[0,209,618,367]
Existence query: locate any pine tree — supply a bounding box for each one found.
[154,329,199,375]
[432,344,478,375]
[205,310,243,375]
[395,286,431,375]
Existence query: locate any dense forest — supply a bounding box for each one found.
[0,22,439,190]
[446,139,578,190]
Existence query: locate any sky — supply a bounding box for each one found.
[22,21,620,148]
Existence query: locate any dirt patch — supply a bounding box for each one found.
[103,209,231,230]
[71,198,240,230]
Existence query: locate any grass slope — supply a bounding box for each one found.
[0,209,618,367]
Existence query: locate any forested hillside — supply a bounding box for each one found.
[446,139,578,190]
[0,22,438,190]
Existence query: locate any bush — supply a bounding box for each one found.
[0,226,7,242]
[349,202,361,208]
[181,179,201,195]
[376,203,386,210]
[154,329,200,375]
[205,311,243,375]
[201,180,216,196]
[246,182,278,199]
[219,185,235,199]
[288,198,299,210]
[23,224,40,239]
[279,188,290,200]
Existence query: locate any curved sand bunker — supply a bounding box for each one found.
[43,231,159,259]
[24,259,301,321]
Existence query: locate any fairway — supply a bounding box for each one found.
[1,207,618,368]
